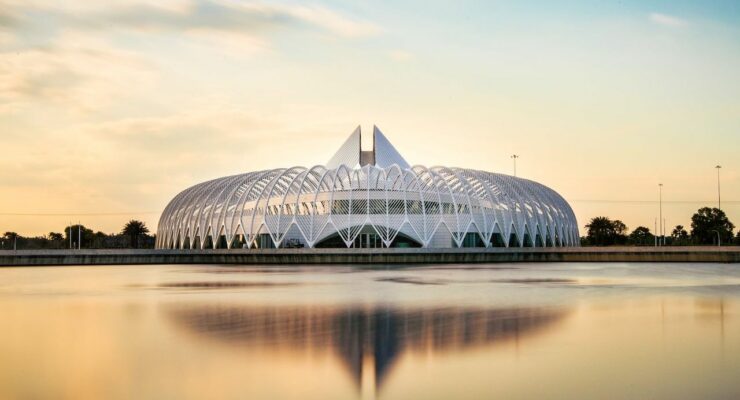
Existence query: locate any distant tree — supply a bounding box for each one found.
[670,225,690,245]
[628,226,654,246]
[122,220,150,249]
[612,220,627,236]
[584,217,628,246]
[735,231,740,246]
[2,232,18,250]
[48,232,64,242]
[690,207,734,245]
[63,225,95,249]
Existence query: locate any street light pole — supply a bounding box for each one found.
[654,218,658,247]
[511,155,519,177]
[715,165,722,210]
[658,183,663,246]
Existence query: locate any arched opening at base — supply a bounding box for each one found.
[253,233,275,249]
[508,233,519,247]
[545,234,553,247]
[230,234,246,249]
[315,226,422,248]
[534,233,544,247]
[522,233,534,247]
[458,232,485,248]
[490,233,506,247]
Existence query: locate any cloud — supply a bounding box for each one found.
[3,0,381,39]
[649,13,688,28]
[0,33,155,112]
[0,0,382,111]
[284,4,382,38]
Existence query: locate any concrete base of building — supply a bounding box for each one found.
[1,247,739,266]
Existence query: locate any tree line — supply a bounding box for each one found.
[1,220,154,250]
[3,209,739,250]
[583,207,740,246]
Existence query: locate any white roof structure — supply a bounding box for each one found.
[326,125,410,169]
[157,127,579,249]
[326,126,362,169]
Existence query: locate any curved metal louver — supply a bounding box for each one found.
[156,164,579,249]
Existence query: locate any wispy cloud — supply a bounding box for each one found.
[3,0,381,40]
[284,4,382,38]
[0,33,155,112]
[649,13,688,28]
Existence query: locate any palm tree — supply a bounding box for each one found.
[670,225,689,245]
[122,220,149,249]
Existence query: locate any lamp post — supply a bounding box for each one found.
[511,155,519,177]
[658,183,663,246]
[654,218,657,247]
[715,165,722,210]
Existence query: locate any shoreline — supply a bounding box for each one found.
[1,246,738,266]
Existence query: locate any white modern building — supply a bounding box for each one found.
[156,127,579,249]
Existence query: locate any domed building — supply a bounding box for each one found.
[156,127,579,249]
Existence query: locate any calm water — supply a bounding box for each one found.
[0,263,739,400]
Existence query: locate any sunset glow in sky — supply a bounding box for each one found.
[1,0,738,236]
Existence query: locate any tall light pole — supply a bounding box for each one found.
[654,218,658,247]
[715,165,722,210]
[511,154,519,177]
[658,183,663,246]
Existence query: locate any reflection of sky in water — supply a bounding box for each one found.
[0,263,739,399]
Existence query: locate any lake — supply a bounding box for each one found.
[0,263,739,399]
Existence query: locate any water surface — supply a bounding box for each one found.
[0,263,739,399]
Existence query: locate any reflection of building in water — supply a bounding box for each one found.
[167,305,568,389]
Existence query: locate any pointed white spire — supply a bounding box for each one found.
[326,125,361,169]
[373,125,410,169]
[326,125,410,169]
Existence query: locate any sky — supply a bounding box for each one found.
[1,0,739,237]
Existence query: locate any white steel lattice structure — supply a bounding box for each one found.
[156,126,579,249]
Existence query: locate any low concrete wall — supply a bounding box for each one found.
[1,247,739,266]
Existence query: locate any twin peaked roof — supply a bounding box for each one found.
[326,126,410,170]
